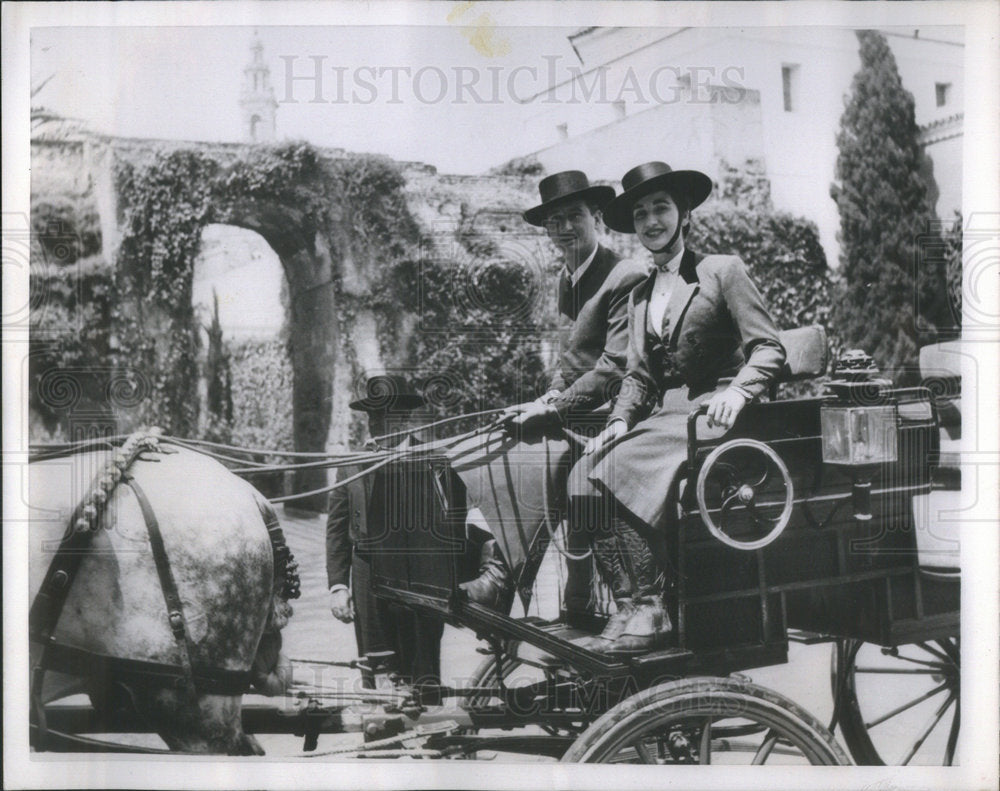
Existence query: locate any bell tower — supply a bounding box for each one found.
[240,33,278,143]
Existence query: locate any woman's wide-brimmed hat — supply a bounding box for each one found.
[603,162,713,234]
[523,170,616,227]
[349,374,426,413]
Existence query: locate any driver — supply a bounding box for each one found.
[567,161,785,654]
[457,170,649,615]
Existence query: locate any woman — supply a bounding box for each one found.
[568,161,786,654]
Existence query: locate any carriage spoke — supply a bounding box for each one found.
[745,502,776,531]
[885,653,948,670]
[897,693,955,766]
[720,487,745,513]
[943,698,960,766]
[864,681,949,729]
[748,466,771,489]
[698,718,713,765]
[934,638,960,665]
[915,641,952,664]
[630,738,656,764]
[751,730,779,765]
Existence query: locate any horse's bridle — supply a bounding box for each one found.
[28,430,262,750]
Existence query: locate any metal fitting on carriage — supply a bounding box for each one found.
[168,611,186,638]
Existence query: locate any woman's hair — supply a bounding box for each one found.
[669,189,692,237]
[633,187,692,236]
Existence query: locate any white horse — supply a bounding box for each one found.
[29,442,294,754]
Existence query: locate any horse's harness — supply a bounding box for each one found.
[29,429,300,749]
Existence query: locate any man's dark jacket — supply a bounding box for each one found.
[326,455,443,686]
[549,244,650,417]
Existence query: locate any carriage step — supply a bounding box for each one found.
[628,646,695,670]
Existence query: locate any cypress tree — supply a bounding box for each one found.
[831,30,937,382]
[204,289,233,433]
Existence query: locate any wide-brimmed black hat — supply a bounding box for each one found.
[523,171,616,227]
[603,162,713,234]
[349,374,426,413]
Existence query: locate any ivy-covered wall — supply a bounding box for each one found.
[30,139,840,474]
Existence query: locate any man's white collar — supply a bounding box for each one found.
[566,243,599,286]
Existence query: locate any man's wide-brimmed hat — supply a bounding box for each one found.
[523,170,616,227]
[349,374,426,413]
[603,162,713,234]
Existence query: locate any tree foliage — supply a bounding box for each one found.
[203,290,233,441]
[688,206,834,333]
[830,30,941,382]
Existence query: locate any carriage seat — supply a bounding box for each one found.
[776,325,830,383]
[913,341,962,574]
[762,325,829,399]
[919,340,962,443]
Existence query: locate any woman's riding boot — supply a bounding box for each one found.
[602,518,672,655]
[459,539,514,613]
[575,518,671,655]
[570,526,640,652]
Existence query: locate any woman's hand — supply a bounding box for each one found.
[704,388,749,430]
[329,588,354,623]
[584,419,627,455]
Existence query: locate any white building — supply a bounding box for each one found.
[521,27,963,264]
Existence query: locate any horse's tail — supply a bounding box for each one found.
[252,491,301,631]
[247,492,299,695]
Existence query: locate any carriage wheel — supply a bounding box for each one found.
[696,439,794,550]
[561,677,848,764]
[832,638,960,765]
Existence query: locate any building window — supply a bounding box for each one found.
[781,64,799,112]
[935,82,951,107]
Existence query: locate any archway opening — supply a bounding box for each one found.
[191,223,293,497]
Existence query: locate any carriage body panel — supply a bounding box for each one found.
[366,385,957,668]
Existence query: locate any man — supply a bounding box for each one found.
[326,374,444,689]
[458,171,650,615]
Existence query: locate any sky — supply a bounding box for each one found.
[31,25,584,174]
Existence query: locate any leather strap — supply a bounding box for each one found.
[29,501,103,645]
[123,475,196,689]
[40,641,250,696]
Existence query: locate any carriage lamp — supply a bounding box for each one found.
[820,350,898,521]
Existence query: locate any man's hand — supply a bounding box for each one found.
[584,419,627,455]
[704,388,749,430]
[499,401,534,426]
[508,401,560,432]
[329,588,354,623]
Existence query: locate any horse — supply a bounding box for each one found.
[28,437,297,755]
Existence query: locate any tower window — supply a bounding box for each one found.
[781,64,800,112]
[935,82,951,107]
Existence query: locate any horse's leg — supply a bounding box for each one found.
[131,686,263,755]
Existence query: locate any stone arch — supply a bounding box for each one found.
[220,199,338,500]
[96,142,413,507]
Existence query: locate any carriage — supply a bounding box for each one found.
[31,329,961,765]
